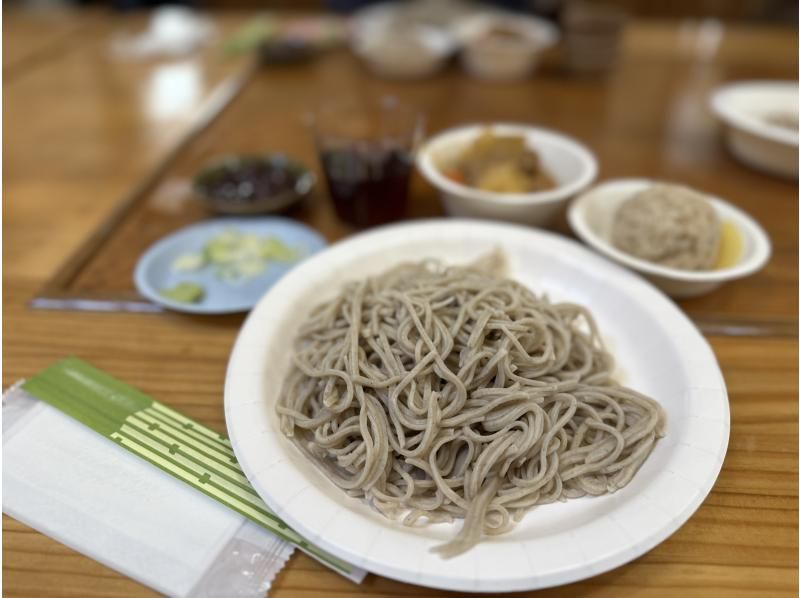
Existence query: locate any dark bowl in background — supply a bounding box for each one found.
[193,154,316,215]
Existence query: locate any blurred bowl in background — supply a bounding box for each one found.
[455,13,559,81]
[568,178,771,298]
[348,0,470,79]
[350,0,483,39]
[710,81,798,178]
[417,123,597,226]
[352,25,456,79]
[193,154,315,215]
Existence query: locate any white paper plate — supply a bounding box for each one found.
[224,219,729,592]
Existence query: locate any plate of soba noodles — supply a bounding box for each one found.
[224,219,729,592]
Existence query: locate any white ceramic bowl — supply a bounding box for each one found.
[710,81,798,178]
[456,13,559,80]
[568,179,771,298]
[417,123,597,226]
[352,25,456,79]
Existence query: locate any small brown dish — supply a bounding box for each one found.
[193,154,315,215]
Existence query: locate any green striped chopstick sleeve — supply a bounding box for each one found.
[21,357,359,580]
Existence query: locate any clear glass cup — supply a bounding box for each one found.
[312,96,424,228]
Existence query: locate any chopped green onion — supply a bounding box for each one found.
[159,282,205,304]
[172,228,301,284]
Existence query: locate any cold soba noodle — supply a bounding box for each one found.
[277,256,666,557]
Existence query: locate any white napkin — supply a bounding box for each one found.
[3,384,294,597]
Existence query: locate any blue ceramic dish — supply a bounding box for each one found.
[134,217,327,314]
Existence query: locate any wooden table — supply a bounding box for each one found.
[4,9,798,597]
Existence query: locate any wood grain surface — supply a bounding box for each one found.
[32,21,798,335]
[3,9,100,80]
[3,9,798,598]
[4,9,252,284]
